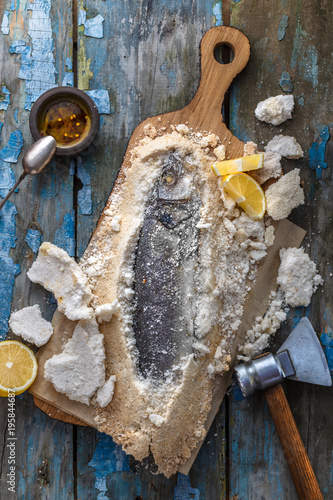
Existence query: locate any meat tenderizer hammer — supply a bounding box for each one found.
[234,317,332,500]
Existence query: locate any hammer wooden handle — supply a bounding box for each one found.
[264,384,323,500]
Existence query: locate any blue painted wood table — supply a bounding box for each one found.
[0,0,332,498]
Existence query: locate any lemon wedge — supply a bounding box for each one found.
[221,172,266,219]
[0,340,38,396]
[212,153,264,177]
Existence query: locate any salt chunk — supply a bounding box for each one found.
[175,124,189,135]
[143,123,157,138]
[265,169,304,220]
[243,141,258,156]
[251,152,282,184]
[265,226,275,246]
[27,242,93,321]
[224,218,236,234]
[255,95,294,125]
[199,134,219,149]
[233,213,265,240]
[249,249,267,261]
[96,375,116,408]
[214,144,226,161]
[44,318,105,405]
[149,413,166,427]
[277,247,323,307]
[9,304,53,347]
[110,215,121,232]
[95,300,119,323]
[265,135,303,159]
[192,341,210,354]
[207,363,215,376]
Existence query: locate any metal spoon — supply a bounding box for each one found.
[0,136,57,211]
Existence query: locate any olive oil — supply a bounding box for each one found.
[40,101,90,145]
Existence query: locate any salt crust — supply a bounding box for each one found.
[266,135,303,159]
[277,247,323,307]
[27,242,93,321]
[265,169,304,220]
[9,304,53,347]
[81,127,273,476]
[96,375,116,408]
[44,318,105,405]
[254,95,294,126]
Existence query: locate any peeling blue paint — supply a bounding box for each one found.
[213,3,222,27]
[174,474,200,500]
[1,10,10,35]
[25,228,42,253]
[0,162,16,198]
[88,433,130,499]
[79,11,105,38]
[9,0,57,110]
[54,211,75,257]
[0,129,24,163]
[0,122,3,139]
[308,126,330,180]
[10,0,15,11]
[66,56,72,71]
[279,71,293,93]
[14,108,18,123]
[0,130,24,199]
[78,9,86,25]
[0,86,11,111]
[277,15,289,41]
[77,156,92,215]
[0,201,21,339]
[62,72,74,86]
[297,95,305,107]
[86,89,111,114]
[320,333,333,375]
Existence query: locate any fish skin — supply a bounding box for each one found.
[133,155,202,379]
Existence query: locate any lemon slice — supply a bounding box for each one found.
[221,172,266,219]
[212,153,264,177]
[0,340,38,396]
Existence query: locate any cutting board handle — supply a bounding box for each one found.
[187,26,250,130]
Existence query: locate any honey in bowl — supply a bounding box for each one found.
[40,101,91,146]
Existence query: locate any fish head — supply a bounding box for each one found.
[158,153,193,201]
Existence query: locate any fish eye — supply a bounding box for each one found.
[162,171,176,185]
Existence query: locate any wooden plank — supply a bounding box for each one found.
[229,0,333,497]
[0,0,75,497]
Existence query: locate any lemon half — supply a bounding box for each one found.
[0,341,38,396]
[221,172,266,220]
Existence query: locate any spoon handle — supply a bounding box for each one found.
[0,172,27,211]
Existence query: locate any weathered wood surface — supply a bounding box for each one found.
[0,0,332,499]
[229,1,333,499]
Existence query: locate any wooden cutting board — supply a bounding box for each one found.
[29,26,306,470]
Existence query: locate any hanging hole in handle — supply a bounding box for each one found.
[214,43,235,65]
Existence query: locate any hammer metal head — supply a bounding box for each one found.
[235,317,332,397]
